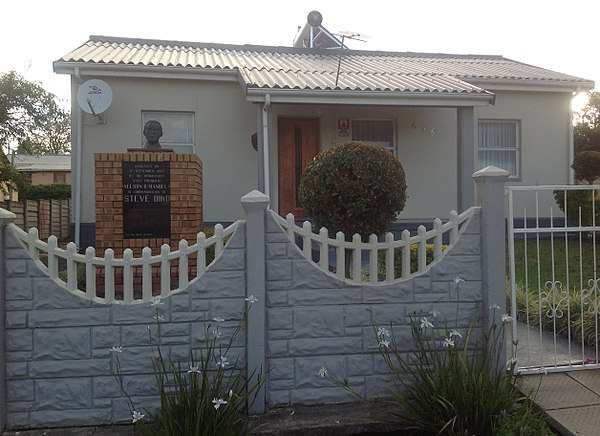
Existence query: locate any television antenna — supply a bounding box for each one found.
[332,30,370,87]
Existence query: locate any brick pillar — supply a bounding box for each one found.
[95,152,202,256]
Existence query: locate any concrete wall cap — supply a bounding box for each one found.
[472,165,510,179]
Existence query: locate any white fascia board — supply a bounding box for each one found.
[465,78,595,93]
[53,62,239,82]
[245,89,494,107]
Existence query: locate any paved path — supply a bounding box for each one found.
[515,321,600,435]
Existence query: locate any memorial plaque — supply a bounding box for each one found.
[123,162,171,238]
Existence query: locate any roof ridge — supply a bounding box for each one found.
[87,35,507,60]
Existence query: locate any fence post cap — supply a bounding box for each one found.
[0,207,16,225]
[472,165,510,179]
[241,190,270,212]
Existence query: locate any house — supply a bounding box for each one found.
[53,12,594,248]
[12,154,71,185]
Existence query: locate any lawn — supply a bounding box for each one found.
[510,235,600,291]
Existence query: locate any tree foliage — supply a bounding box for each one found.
[572,92,600,183]
[0,70,70,155]
[298,141,407,239]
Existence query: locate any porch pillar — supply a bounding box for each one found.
[241,190,269,414]
[457,107,476,212]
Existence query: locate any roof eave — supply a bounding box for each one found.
[464,78,595,93]
[53,61,239,82]
[245,88,494,107]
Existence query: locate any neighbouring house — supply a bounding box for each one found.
[12,154,72,185]
[53,12,594,249]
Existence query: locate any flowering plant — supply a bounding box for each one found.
[110,296,263,436]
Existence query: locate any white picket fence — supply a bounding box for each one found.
[9,221,239,303]
[272,208,475,283]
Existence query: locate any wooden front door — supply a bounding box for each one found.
[278,118,320,216]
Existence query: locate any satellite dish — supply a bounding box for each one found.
[307,10,323,27]
[77,79,113,115]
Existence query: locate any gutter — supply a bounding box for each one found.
[74,68,83,250]
[262,94,271,197]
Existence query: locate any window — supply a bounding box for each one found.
[477,120,520,177]
[351,120,395,154]
[54,172,67,184]
[142,111,195,153]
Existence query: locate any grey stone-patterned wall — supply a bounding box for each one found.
[3,223,247,429]
[264,209,483,407]
[1,166,510,429]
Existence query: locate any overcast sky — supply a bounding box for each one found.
[2,0,598,108]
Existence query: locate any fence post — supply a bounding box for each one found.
[241,190,269,415]
[0,208,16,431]
[473,166,509,357]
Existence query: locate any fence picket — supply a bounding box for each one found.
[417,226,427,272]
[336,232,345,279]
[369,234,378,284]
[66,243,77,292]
[85,247,96,299]
[123,249,134,303]
[197,232,206,276]
[303,221,312,259]
[179,239,189,289]
[104,249,115,303]
[318,227,329,270]
[47,236,58,279]
[385,232,394,283]
[214,224,224,259]
[160,244,170,297]
[142,247,152,301]
[352,234,362,283]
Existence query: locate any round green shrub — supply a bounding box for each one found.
[572,150,600,184]
[298,141,407,239]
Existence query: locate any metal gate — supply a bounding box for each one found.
[508,185,600,374]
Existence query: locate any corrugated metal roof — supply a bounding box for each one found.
[55,35,594,95]
[13,155,71,172]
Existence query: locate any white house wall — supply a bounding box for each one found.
[72,77,258,224]
[475,91,573,216]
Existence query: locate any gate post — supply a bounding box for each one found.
[241,190,269,415]
[473,166,509,356]
[0,208,16,431]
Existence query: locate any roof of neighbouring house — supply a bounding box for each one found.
[12,154,71,172]
[53,35,594,101]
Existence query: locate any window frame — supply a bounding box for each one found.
[477,119,521,180]
[350,119,396,156]
[141,111,195,154]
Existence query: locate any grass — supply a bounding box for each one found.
[510,235,600,291]
[510,235,600,347]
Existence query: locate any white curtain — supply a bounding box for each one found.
[478,122,517,175]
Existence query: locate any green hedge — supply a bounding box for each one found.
[19,183,71,200]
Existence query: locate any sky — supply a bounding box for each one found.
[1,0,599,109]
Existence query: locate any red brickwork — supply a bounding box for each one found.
[95,152,202,256]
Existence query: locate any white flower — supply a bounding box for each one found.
[317,366,328,378]
[443,337,455,348]
[378,339,390,348]
[132,410,145,423]
[454,277,465,284]
[377,327,390,338]
[151,297,164,306]
[110,346,123,353]
[245,295,259,304]
[228,389,233,398]
[489,304,501,311]
[212,398,228,410]
[502,314,513,324]
[153,314,165,322]
[213,316,225,323]
[430,309,441,318]
[216,355,229,368]
[212,329,222,338]
[187,364,201,374]
[419,317,434,329]
[449,329,463,339]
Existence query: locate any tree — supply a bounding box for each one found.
[0,70,70,155]
[298,141,407,239]
[574,91,600,155]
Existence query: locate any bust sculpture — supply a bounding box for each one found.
[143,120,163,150]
